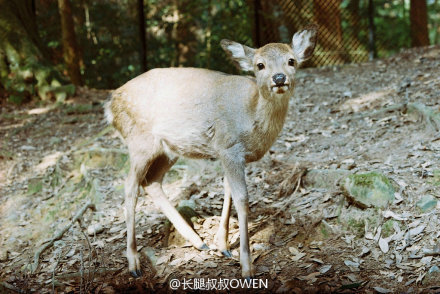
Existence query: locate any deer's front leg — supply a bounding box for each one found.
[220,149,253,278]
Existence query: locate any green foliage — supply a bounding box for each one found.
[346,218,365,238]
[30,0,440,91]
[36,0,252,89]
[63,103,94,115]
[374,0,411,56]
[431,170,440,186]
[381,219,396,238]
[27,178,43,195]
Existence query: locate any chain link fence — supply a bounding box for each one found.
[252,0,439,67]
[254,0,372,66]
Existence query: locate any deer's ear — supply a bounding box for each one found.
[292,24,318,65]
[221,39,256,72]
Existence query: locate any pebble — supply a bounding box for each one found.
[87,223,104,235]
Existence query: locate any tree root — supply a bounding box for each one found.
[0,281,26,294]
[29,201,96,273]
[407,102,440,131]
[341,101,440,132]
[340,103,406,122]
[55,267,123,279]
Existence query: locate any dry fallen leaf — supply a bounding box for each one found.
[318,264,332,274]
[378,238,389,253]
[373,286,392,293]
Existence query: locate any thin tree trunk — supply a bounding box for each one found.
[434,0,439,44]
[253,0,262,47]
[58,0,82,86]
[368,0,377,60]
[258,1,280,44]
[314,0,348,64]
[410,0,429,47]
[138,0,147,72]
[172,0,198,67]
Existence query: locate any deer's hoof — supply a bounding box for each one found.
[199,243,210,250]
[221,250,232,258]
[130,269,142,278]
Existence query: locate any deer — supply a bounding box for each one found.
[105,25,317,279]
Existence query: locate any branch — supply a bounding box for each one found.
[29,201,96,273]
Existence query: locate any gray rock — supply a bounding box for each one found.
[342,172,395,208]
[416,195,437,212]
[87,223,104,235]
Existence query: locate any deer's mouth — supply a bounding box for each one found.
[271,84,289,94]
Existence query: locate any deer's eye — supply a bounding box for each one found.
[257,63,265,70]
[288,58,295,66]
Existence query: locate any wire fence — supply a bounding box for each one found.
[252,0,438,67]
[254,0,371,66]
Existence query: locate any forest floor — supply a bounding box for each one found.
[1,45,440,293]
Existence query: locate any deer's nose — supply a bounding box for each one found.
[272,73,286,86]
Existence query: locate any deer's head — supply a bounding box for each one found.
[221,25,317,99]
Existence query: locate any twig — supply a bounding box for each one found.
[0,281,26,293]
[77,219,95,292]
[29,201,96,273]
[51,249,62,294]
[80,249,84,294]
[55,268,123,279]
[341,102,407,122]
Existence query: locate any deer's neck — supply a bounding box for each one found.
[244,90,290,162]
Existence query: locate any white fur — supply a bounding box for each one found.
[104,100,114,124]
[292,29,315,64]
[227,43,253,72]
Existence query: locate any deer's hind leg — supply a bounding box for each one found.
[215,177,233,257]
[142,154,208,250]
[124,139,160,278]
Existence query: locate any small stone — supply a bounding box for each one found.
[0,248,9,261]
[178,199,196,210]
[428,265,440,274]
[87,223,104,235]
[20,145,36,151]
[416,195,437,212]
[424,265,440,285]
[343,91,353,98]
[142,247,157,265]
[253,243,269,251]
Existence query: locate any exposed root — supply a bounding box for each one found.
[407,102,440,131]
[277,163,308,198]
[29,201,96,274]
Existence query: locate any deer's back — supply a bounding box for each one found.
[107,67,259,159]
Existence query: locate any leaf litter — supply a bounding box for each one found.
[0,47,440,292]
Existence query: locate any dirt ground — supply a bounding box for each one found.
[1,45,440,293]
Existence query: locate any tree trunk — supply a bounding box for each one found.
[252,0,262,47]
[258,1,280,44]
[313,0,349,64]
[58,0,82,86]
[172,0,198,67]
[434,0,439,44]
[137,0,147,72]
[0,0,73,102]
[368,0,377,60]
[410,0,430,47]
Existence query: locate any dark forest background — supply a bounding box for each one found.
[0,0,439,104]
